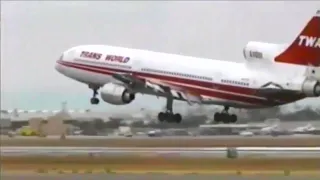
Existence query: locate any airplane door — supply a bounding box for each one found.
[211,72,222,89]
[133,58,142,72]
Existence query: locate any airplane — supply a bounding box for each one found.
[55,10,320,124]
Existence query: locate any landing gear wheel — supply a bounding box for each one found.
[221,113,230,124]
[214,113,222,123]
[230,114,237,123]
[157,112,182,123]
[89,85,100,105]
[213,106,238,124]
[174,113,182,123]
[158,112,166,122]
[90,97,99,105]
[157,96,183,123]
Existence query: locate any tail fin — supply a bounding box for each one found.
[275,10,320,66]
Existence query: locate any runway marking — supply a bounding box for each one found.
[2,169,320,176]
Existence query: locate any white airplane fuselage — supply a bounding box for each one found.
[55,44,311,109]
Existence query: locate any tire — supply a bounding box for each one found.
[214,113,221,123]
[90,98,99,104]
[221,113,230,124]
[158,112,165,122]
[174,113,182,123]
[230,114,237,123]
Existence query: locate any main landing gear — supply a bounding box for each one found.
[214,106,237,124]
[89,86,100,105]
[157,97,182,123]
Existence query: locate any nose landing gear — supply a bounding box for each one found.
[89,85,100,105]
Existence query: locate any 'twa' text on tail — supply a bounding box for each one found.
[275,10,320,66]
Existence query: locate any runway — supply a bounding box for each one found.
[2,135,320,140]
[2,135,320,147]
[2,173,320,180]
[1,146,320,158]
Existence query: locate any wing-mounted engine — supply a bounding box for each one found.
[100,83,135,105]
[243,41,286,62]
[302,79,320,97]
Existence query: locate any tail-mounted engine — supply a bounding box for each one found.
[302,79,320,97]
[100,83,135,105]
[243,41,286,62]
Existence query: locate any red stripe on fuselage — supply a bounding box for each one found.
[57,60,304,106]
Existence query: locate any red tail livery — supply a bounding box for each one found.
[275,10,320,66]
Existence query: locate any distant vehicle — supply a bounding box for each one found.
[259,124,280,135]
[124,133,133,137]
[239,131,254,137]
[56,10,320,124]
[16,126,39,136]
[136,132,146,136]
[147,129,162,137]
[117,126,132,137]
[72,130,83,135]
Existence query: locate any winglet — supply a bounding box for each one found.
[275,9,320,66]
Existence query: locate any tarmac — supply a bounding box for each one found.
[2,146,320,158]
[2,135,320,140]
[2,173,320,180]
[3,156,319,171]
[2,135,320,147]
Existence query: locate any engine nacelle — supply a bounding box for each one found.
[302,79,320,97]
[243,41,286,62]
[100,83,135,105]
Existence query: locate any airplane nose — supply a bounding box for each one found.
[55,62,61,72]
[55,62,65,75]
[55,54,64,73]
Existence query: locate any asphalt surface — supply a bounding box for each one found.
[2,135,320,147]
[1,135,319,140]
[2,146,320,158]
[2,174,320,180]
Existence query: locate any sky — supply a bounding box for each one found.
[1,1,319,112]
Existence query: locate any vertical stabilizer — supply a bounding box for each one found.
[275,10,320,66]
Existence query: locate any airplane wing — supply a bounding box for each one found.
[112,73,202,105]
[255,82,302,99]
[256,88,301,98]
